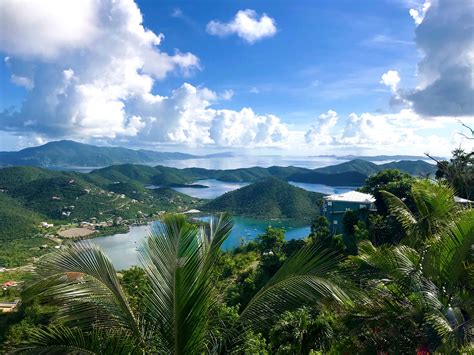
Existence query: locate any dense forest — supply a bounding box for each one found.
[203,177,323,220]
[0,149,471,353]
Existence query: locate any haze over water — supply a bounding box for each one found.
[156,155,348,170]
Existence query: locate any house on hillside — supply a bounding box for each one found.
[0,300,20,313]
[321,191,376,234]
[454,196,473,206]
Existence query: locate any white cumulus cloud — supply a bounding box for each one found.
[380,70,401,92]
[0,0,100,58]
[206,9,277,44]
[0,0,289,148]
[409,0,431,25]
[133,83,288,147]
[305,110,339,145]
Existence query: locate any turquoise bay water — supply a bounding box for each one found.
[91,217,310,270]
[171,179,249,199]
[153,179,355,199]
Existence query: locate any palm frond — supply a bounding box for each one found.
[238,242,351,331]
[379,190,417,233]
[381,180,460,247]
[12,326,140,355]
[423,209,474,290]
[138,213,233,354]
[23,242,140,337]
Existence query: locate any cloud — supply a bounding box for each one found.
[303,108,472,155]
[206,9,277,44]
[220,89,234,100]
[305,110,338,145]
[361,34,414,47]
[132,83,288,147]
[0,0,198,140]
[380,70,401,92]
[210,109,288,147]
[171,8,183,18]
[341,110,417,146]
[10,74,34,89]
[404,0,474,117]
[0,0,288,148]
[0,0,99,58]
[409,0,431,24]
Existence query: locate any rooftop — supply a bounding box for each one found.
[324,191,375,203]
[454,196,473,204]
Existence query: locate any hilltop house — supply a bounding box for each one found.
[321,191,376,234]
[0,300,20,313]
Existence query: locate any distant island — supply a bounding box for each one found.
[313,154,445,161]
[0,140,443,169]
[0,140,235,168]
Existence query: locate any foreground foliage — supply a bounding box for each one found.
[14,214,349,354]
[2,167,472,353]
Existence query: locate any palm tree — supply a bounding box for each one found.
[379,179,461,248]
[350,180,474,352]
[17,213,350,354]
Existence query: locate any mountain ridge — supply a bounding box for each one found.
[0,140,234,167]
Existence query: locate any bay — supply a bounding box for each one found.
[169,179,249,199]
[91,217,310,270]
[150,179,357,199]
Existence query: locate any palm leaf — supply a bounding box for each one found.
[23,242,140,337]
[239,242,351,331]
[138,213,233,354]
[12,326,140,355]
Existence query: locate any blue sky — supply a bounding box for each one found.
[137,0,418,117]
[0,0,472,155]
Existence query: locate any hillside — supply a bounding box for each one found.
[314,159,436,176]
[287,171,367,186]
[0,166,204,236]
[0,140,196,167]
[314,159,380,175]
[381,160,437,175]
[203,178,323,220]
[0,193,43,242]
[91,164,366,186]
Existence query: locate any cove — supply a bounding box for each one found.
[91,217,310,270]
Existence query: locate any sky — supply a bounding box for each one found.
[0,0,472,156]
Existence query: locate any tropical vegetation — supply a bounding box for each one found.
[0,148,472,353]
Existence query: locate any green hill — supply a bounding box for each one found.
[90,164,367,187]
[0,193,43,242]
[381,160,436,175]
[315,159,380,175]
[287,171,367,186]
[314,159,436,176]
[203,178,323,220]
[90,164,159,184]
[0,140,197,167]
[0,166,205,232]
